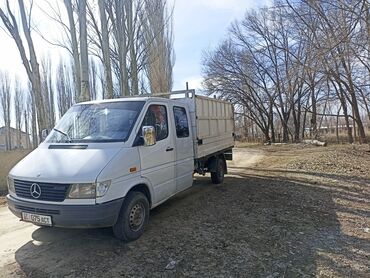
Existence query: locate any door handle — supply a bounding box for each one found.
[166,147,174,152]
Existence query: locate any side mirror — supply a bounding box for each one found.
[142,126,156,146]
[41,129,50,141]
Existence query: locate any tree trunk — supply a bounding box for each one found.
[282,113,289,142]
[269,101,275,143]
[98,0,114,99]
[114,0,129,96]
[343,58,367,143]
[14,82,24,148]
[24,109,29,149]
[89,59,97,100]
[332,79,354,143]
[292,104,300,143]
[353,117,357,141]
[18,0,48,141]
[0,73,11,150]
[263,129,271,143]
[47,61,55,127]
[311,88,317,140]
[64,0,81,100]
[349,92,367,143]
[126,0,139,95]
[301,111,306,139]
[336,106,340,143]
[342,101,354,144]
[30,92,38,148]
[79,0,90,102]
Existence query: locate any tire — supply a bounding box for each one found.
[211,158,225,184]
[113,191,149,242]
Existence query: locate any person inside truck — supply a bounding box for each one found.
[142,105,168,141]
[150,105,168,140]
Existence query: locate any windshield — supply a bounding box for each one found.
[46,101,145,143]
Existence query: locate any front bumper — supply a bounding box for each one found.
[6,194,124,228]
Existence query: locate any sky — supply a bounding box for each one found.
[0,0,269,92]
[171,0,269,90]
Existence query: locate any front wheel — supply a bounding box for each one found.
[113,191,149,242]
[211,158,225,184]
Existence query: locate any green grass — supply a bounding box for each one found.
[0,150,31,195]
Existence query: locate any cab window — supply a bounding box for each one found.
[142,105,168,141]
[173,106,189,138]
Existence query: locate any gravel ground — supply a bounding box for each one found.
[0,146,369,277]
[287,145,370,179]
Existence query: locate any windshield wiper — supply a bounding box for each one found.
[53,128,72,143]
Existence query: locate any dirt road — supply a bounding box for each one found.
[0,147,369,277]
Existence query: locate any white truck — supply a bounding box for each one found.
[6,90,234,241]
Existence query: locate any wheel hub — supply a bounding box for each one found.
[129,203,145,231]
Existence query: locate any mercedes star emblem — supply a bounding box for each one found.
[30,183,41,199]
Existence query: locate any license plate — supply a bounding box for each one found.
[21,212,52,226]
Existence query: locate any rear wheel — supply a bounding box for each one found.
[113,191,149,241]
[211,158,225,184]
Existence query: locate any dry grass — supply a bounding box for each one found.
[0,150,31,195]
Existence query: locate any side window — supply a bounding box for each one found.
[173,106,189,138]
[142,105,168,141]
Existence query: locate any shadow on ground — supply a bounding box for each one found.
[12,172,370,277]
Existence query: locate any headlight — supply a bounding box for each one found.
[7,177,15,193]
[68,183,96,199]
[96,180,111,197]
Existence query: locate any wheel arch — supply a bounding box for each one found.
[127,183,152,207]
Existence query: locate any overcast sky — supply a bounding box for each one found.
[0,0,269,92]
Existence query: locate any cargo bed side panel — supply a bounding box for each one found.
[194,96,234,159]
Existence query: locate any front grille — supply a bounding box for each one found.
[15,204,60,215]
[14,179,70,202]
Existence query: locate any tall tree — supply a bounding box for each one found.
[64,0,82,99]
[79,0,90,101]
[89,58,98,100]
[98,0,113,98]
[14,80,24,148]
[41,56,56,128]
[106,0,130,96]
[144,0,174,94]
[23,87,32,149]
[56,60,75,117]
[0,72,11,150]
[0,0,48,144]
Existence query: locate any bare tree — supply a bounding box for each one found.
[63,0,82,99]
[203,0,369,144]
[56,60,75,117]
[288,0,368,143]
[23,87,33,149]
[144,0,174,94]
[126,0,139,95]
[14,80,24,148]
[202,40,273,142]
[41,56,56,128]
[98,0,113,98]
[0,72,11,150]
[106,0,130,96]
[79,0,90,101]
[47,0,174,98]
[0,0,48,144]
[89,58,98,100]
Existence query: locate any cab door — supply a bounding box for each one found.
[138,103,176,205]
[172,105,194,192]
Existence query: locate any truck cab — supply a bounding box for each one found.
[6,90,234,241]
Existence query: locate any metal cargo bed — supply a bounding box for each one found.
[163,90,235,159]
